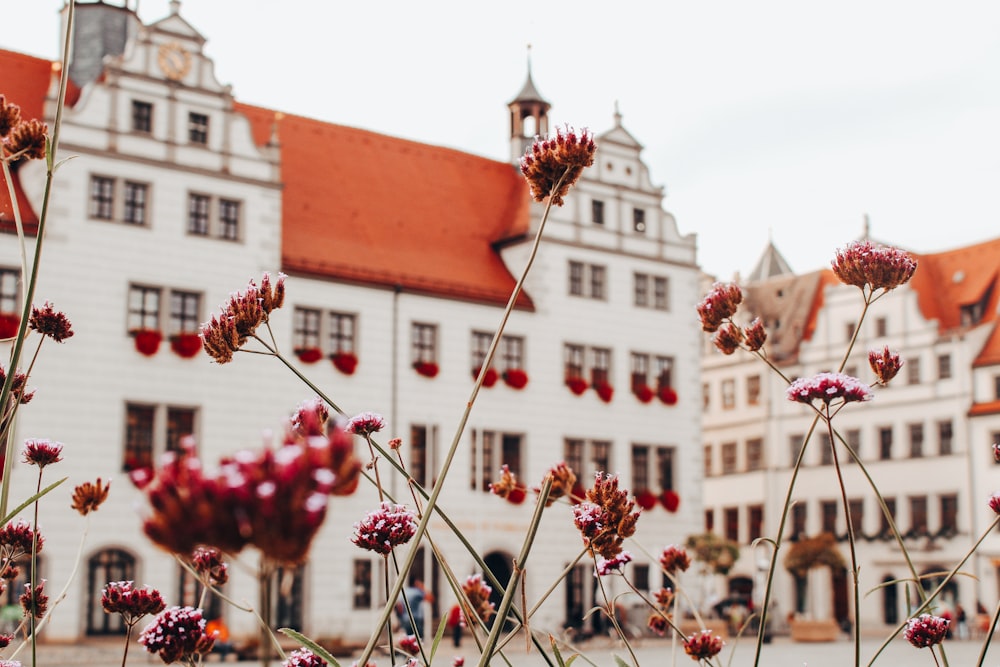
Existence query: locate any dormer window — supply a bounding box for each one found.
[960,283,993,326]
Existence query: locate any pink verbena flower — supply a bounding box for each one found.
[351,502,417,555]
[994,442,1000,464]
[659,545,692,575]
[28,301,73,343]
[904,613,949,648]
[0,634,12,649]
[697,282,743,333]
[139,606,215,663]
[290,398,329,437]
[20,580,47,619]
[0,660,21,667]
[989,492,1000,515]
[345,411,385,437]
[398,634,420,655]
[519,126,596,206]
[831,240,917,292]
[192,547,229,586]
[713,322,743,355]
[453,658,465,667]
[683,630,724,660]
[101,581,165,626]
[743,318,767,352]
[462,574,495,624]
[647,613,669,636]
[22,439,63,468]
[595,550,632,576]
[0,519,41,562]
[488,464,526,503]
[869,346,903,384]
[200,272,286,364]
[282,648,328,667]
[787,372,873,406]
[0,366,34,405]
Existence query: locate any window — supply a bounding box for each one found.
[591,440,611,475]
[293,307,321,350]
[131,100,152,133]
[410,424,429,487]
[634,273,649,307]
[938,421,953,456]
[501,335,524,371]
[654,356,674,389]
[748,505,764,542]
[791,502,807,539]
[788,434,804,467]
[471,331,492,372]
[127,285,161,331]
[590,265,606,300]
[165,406,196,454]
[86,549,135,635]
[845,321,856,342]
[721,379,735,409]
[655,446,675,491]
[653,277,669,310]
[218,199,240,241]
[188,193,210,235]
[169,290,200,334]
[411,323,437,364]
[631,445,649,491]
[746,438,763,471]
[703,444,712,478]
[632,207,646,233]
[845,429,861,463]
[907,357,921,385]
[123,182,148,225]
[848,498,864,535]
[472,430,523,491]
[820,433,833,465]
[879,427,893,460]
[564,438,610,479]
[994,432,1000,464]
[352,559,373,609]
[0,268,17,313]
[178,563,222,619]
[89,176,114,220]
[269,564,304,630]
[329,312,356,355]
[188,112,209,144]
[875,317,887,337]
[937,353,952,380]
[568,262,607,299]
[568,261,584,296]
[909,496,928,535]
[995,375,1000,400]
[821,500,838,534]
[880,497,897,537]
[705,509,715,532]
[939,494,958,535]
[591,199,604,225]
[908,423,924,458]
[124,403,155,472]
[564,344,585,380]
[633,563,650,592]
[630,352,649,392]
[590,347,611,387]
[702,382,710,410]
[724,507,739,543]
[747,375,761,405]
[721,442,737,474]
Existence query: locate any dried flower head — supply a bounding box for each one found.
[200,272,286,364]
[0,366,34,405]
[647,612,669,636]
[21,439,63,468]
[5,119,47,162]
[697,282,743,333]
[713,322,743,355]
[351,502,418,555]
[653,587,674,610]
[192,547,229,586]
[519,125,596,206]
[659,545,692,575]
[139,606,215,663]
[488,464,526,504]
[573,473,640,559]
[282,648,329,667]
[461,574,495,625]
[904,613,949,648]
[743,318,767,352]
[398,634,420,655]
[345,411,385,437]
[0,519,41,563]
[787,372,873,406]
[0,96,22,138]
[868,346,903,385]
[683,630,724,660]
[290,398,329,437]
[102,581,165,626]
[28,302,73,343]
[595,550,633,576]
[538,461,577,507]
[831,240,917,293]
[388,437,403,450]
[989,492,1000,515]
[71,477,110,515]
[20,580,47,619]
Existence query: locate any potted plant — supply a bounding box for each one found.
[294,347,323,364]
[634,489,657,510]
[784,533,845,642]
[502,368,528,389]
[565,376,588,395]
[413,360,439,378]
[659,489,680,513]
[331,351,358,375]
[170,332,202,358]
[634,383,655,403]
[0,312,19,339]
[473,366,498,387]
[594,380,613,403]
[132,329,163,356]
[658,384,678,405]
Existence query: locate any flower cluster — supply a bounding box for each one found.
[461,574,495,625]
[351,502,418,556]
[200,272,286,364]
[192,547,229,586]
[786,372,873,406]
[489,464,526,504]
[595,550,632,576]
[831,240,917,292]
[903,613,949,648]
[71,478,110,516]
[538,461,577,507]
[573,473,640,559]
[0,366,34,405]
[696,282,743,333]
[345,411,385,437]
[646,587,676,634]
[0,519,41,564]
[20,581,47,620]
[0,95,47,163]
[868,346,903,385]
[22,439,63,468]
[139,606,215,664]
[989,492,1000,516]
[659,545,692,575]
[28,302,73,343]
[683,630,724,661]
[137,402,361,564]
[519,126,597,206]
[282,648,328,667]
[101,581,165,626]
[398,634,420,655]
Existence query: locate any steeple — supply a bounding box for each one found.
[747,233,794,282]
[507,46,550,164]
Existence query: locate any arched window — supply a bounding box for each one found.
[86,548,136,635]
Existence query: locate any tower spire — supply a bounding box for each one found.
[507,46,551,165]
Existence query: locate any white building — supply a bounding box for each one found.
[702,235,1000,632]
[0,1,702,644]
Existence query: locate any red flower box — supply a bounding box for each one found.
[658,385,678,405]
[570,482,587,503]
[413,360,439,378]
[659,489,680,513]
[506,487,527,505]
[295,347,323,364]
[566,376,588,395]
[132,329,162,356]
[634,384,655,403]
[594,381,614,403]
[503,368,528,389]
[635,489,658,510]
[0,312,20,339]
[170,332,202,358]
[473,366,498,387]
[331,351,358,375]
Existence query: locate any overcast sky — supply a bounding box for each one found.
[8,1,1000,279]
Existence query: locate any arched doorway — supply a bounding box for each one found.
[483,551,513,630]
[86,548,135,635]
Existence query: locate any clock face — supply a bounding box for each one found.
[157,41,191,81]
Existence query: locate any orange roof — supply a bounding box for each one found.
[910,236,1000,333]
[236,103,534,309]
[969,399,1000,417]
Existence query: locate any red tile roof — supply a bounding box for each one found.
[909,236,1000,334]
[969,399,1000,417]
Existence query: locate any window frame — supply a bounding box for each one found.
[127,284,162,332]
[131,100,153,133]
[89,175,115,220]
[188,112,209,145]
[411,322,437,364]
[168,289,201,335]
[123,181,148,225]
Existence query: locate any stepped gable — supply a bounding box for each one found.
[237,103,535,308]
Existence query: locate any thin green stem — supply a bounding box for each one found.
[975,600,1000,667]
[593,567,638,666]
[825,410,860,666]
